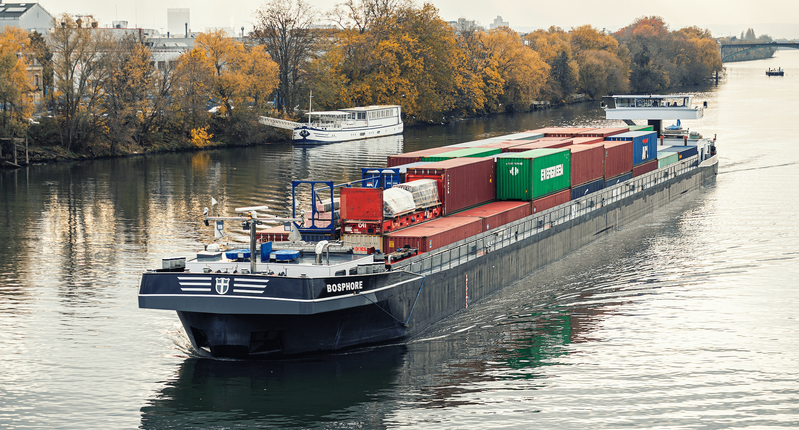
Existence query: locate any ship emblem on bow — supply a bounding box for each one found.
[215,277,231,295]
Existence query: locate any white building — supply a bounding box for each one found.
[489,15,509,30]
[0,2,53,34]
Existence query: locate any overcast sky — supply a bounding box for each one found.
[44,0,799,39]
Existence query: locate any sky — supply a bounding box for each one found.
[40,0,799,40]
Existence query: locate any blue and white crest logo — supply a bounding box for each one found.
[215,277,231,295]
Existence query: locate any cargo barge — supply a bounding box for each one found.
[139,94,718,358]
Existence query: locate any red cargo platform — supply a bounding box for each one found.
[451,201,531,231]
[383,216,483,254]
[531,189,571,214]
[505,138,573,152]
[633,159,658,177]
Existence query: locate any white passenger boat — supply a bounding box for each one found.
[259,105,404,144]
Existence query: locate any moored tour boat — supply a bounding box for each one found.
[259,105,403,144]
[140,94,718,358]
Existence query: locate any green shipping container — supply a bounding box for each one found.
[496,148,571,200]
[657,151,679,168]
[628,125,654,132]
[422,147,501,162]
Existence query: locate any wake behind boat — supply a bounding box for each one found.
[259,105,403,144]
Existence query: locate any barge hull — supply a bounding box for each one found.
[140,158,716,357]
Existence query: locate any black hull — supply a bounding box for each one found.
[178,304,407,357]
[140,157,718,358]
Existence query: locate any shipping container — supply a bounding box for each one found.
[341,234,382,252]
[422,147,502,162]
[606,131,657,166]
[602,140,634,179]
[505,138,574,152]
[341,187,383,221]
[498,131,545,141]
[604,171,633,188]
[632,159,658,177]
[566,143,604,186]
[576,127,629,138]
[571,137,604,145]
[475,140,534,152]
[571,177,604,200]
[383,216,483,253]
[627,125,654,132]
[451,201,531,231]
[444,137,509,148]
[387,147,454,167]
[531,189,571,214]
[543,127,597,137]
[405,157,496,215]
[257,225,289,242]
[496,148,571,201]
[657,151,679,168]
[657,145,698,160]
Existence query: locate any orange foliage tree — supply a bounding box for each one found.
[312,1,479,123]
[0,26,34,137]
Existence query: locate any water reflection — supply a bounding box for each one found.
[140,345,407,429]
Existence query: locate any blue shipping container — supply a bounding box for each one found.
[361,162,431,188]
[657,145,698,160]
[604,171,633,188]
[607,131,658,166]
[571,177,604,200]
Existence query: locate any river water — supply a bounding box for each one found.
[2,50,799,429]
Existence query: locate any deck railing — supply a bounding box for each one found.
[392,155,703,276]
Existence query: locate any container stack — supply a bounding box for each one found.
[340,124,700,257]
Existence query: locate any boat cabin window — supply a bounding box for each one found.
[335,270,346,276]
[357,112,366,120]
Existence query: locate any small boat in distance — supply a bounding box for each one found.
[260,104,404,144]
[766,68,784,76]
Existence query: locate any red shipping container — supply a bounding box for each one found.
[571,137,604,145]
[387,147,454,167]
[543,127,596,137]
[567,143,605,186]
[632,159,658,177]
[603,140,633,179]
[576,127,629,138]
[476,141,532,152]
[257,225,289,242]
[383,216,483,253]
[405,157,495,215]
[451,201,531,231]
[531,189,571,214]
[340,187,382,221]
[505,139,574,152]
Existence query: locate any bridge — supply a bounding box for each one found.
[720,42,799,62]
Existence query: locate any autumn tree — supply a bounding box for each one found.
[312,1,478,123]
[524,27,578,103]
[171,46,214,137]
[569,25,628,99]
[49,14,114,151]
[479,27,548,111]
[252,0,319,114]
[615,16,672,93]
[0,26,34,137]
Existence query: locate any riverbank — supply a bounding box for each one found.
[0,98,584,169]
